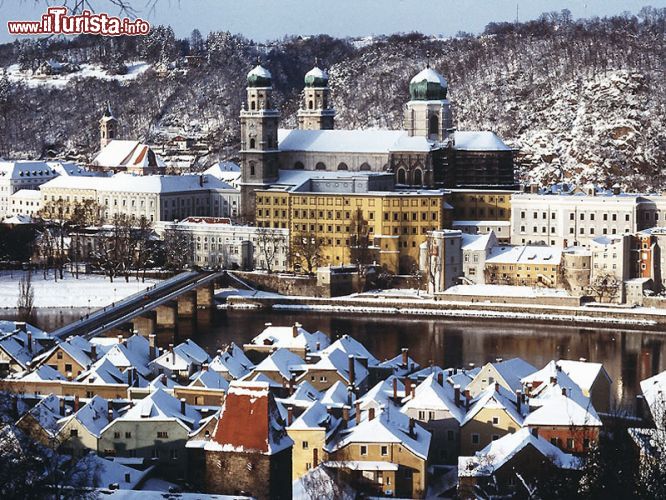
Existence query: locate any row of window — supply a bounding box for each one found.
[521,211,631,222]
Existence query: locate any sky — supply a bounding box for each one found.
[1,0,664,43]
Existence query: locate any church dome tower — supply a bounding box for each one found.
[239,62,281,220]
[99,103,118,150]
[298,61,335,130]
[404,65,453,142]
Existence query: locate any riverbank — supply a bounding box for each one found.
[0,271,158,310]
[224,293,666,330]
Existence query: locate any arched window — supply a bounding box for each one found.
[359,162,371,171]
[413,169,423,186]
[309,100,314,110]
[249,138,256,149]
[109,129,115,139]
[429,114,439,135]
[294,161,305,170]
[337,162,348,171]
[249,162,255,176]
[316,162,327,170]
[397,168,406,184]
[251,101,256,110]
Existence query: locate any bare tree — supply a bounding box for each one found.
[425,233,441,293]
[162,226,195,272]
[255,227,286,273]
[133,215,155,282]
[291,230,324,274]
[348,209,373,292]
[17,272,34,322]
[588,273,621,303]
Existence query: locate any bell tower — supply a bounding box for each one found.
[403,64,453,142]
[99,103,118,149]
[239,62,280,221]
[297,61,335,130]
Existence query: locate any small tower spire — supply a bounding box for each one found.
[426,50,430,69]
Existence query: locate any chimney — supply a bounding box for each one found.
[550,376,557,385]
[579,357,587,363]
[74,394,80,412]
[348,355,355,385]
[202,363,209,372]
[169,343,175,363]
[526,382,533,396]
[454,385,461,407]
[392,378,398,400]
[17,322,27,332]
[464,389,471,410]
[354,401,361,420]
[401,348,409,367]
[437,372,444,386]
[180,398,186,415]
[347,385,354,406]
[287,406,294,426]
[368,407,375,421]
[531,427,539,438]
[108,409,114,421]
[117,335,123,344]
[289,373,296,395]
[404,378,412,398]
[342,405,350,427]
[496,357,503,363]
[292,322,301,338]
[315,341,321,351]
[411,384,416,398]
[561,387,567,396]
[327,406,334,416]
[515,390,521,412]
[27,332,32,353]
[556,364,562,372]
[494,382,500,393]
[149,334,157,361]
[59,398,65,416]
[409,417,415,438]
[90,344,97,361]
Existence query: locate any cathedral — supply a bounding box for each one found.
[239,62,516,218]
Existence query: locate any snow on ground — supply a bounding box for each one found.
[5,61,150,88]
[0,271,157,309]
[443,284,571,298]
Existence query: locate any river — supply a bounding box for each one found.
[9,307,666,412]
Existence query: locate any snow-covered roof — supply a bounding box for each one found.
[77,358,133,386]
[305,66,328,80]
[86,455,148,490]
[590,235,626,247]
[0,161,59,181]
[458,428,580,477]
[460,232,498,251]
[410,67,448,87]
[640,369,666,420]
[355,376,404,413]
[10,189,42,199]
[248,64,271,79]
[523,394,602,427]
[209,342,254,380]
[454,131,511,152]
[462,384,526,427]
[318,334,379,367]
[20,364,64,382]
[402,374,466,423]
[247,324,330,352]
[278,380,320,408]
[486,245,562,265]
[99,335,151,377]
[320,380,355,408]
[150,339,210,372]
[329,404,431,460]
[521,361,590,409]
[250,347,304,380]
[92,140,163,170]
[116,388,200,428]
[307,348,369,386]
[288,400,336,431]
[206,381,293,455]
[41,172,235,194]
[377,352,420,377]
[62,395,117,438]
[556,359,609,393]
[18,394,63,437]
[490,358,538,394]
[279,129,409,154]
[189,369,230,391]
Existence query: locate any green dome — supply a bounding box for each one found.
[409,67,448,100]
[247,64,272,87]
[304,66,329,87]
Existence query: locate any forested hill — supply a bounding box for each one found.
[0,8,665,190]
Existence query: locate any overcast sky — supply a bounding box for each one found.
[1,0,663,43]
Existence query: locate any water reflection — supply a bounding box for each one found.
[10,308,666,410]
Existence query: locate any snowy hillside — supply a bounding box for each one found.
[0,11,664,189]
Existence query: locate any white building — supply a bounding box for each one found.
[590,235,631,281]
[0,161,59,217]
[8,189,42,217]
[510,191,641,248]
[40,173,240,223]
[156,217,289,271]
[461,232,497,285]
[419,229,463,293]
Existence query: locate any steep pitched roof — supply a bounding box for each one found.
[189,369,230,391]
[523,394,602,427]
[18,394,63,437]
[318,334,379,366]
[251,347,303,380]
[150,339,210,372]
[640,369,666,420]
[116,388,200,429]
[557,359,610,392]
[307,348,369,386]
[247,324,330,352]
[209,342,254,380]
[402,374,466,423]
[458,427,581,478]
[462,384,526,427]
[489,357,538,393]
[61,395,118,438]
[206,381,293,455]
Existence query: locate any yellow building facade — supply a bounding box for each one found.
[448,189,516,221]
[255,190,451,274]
